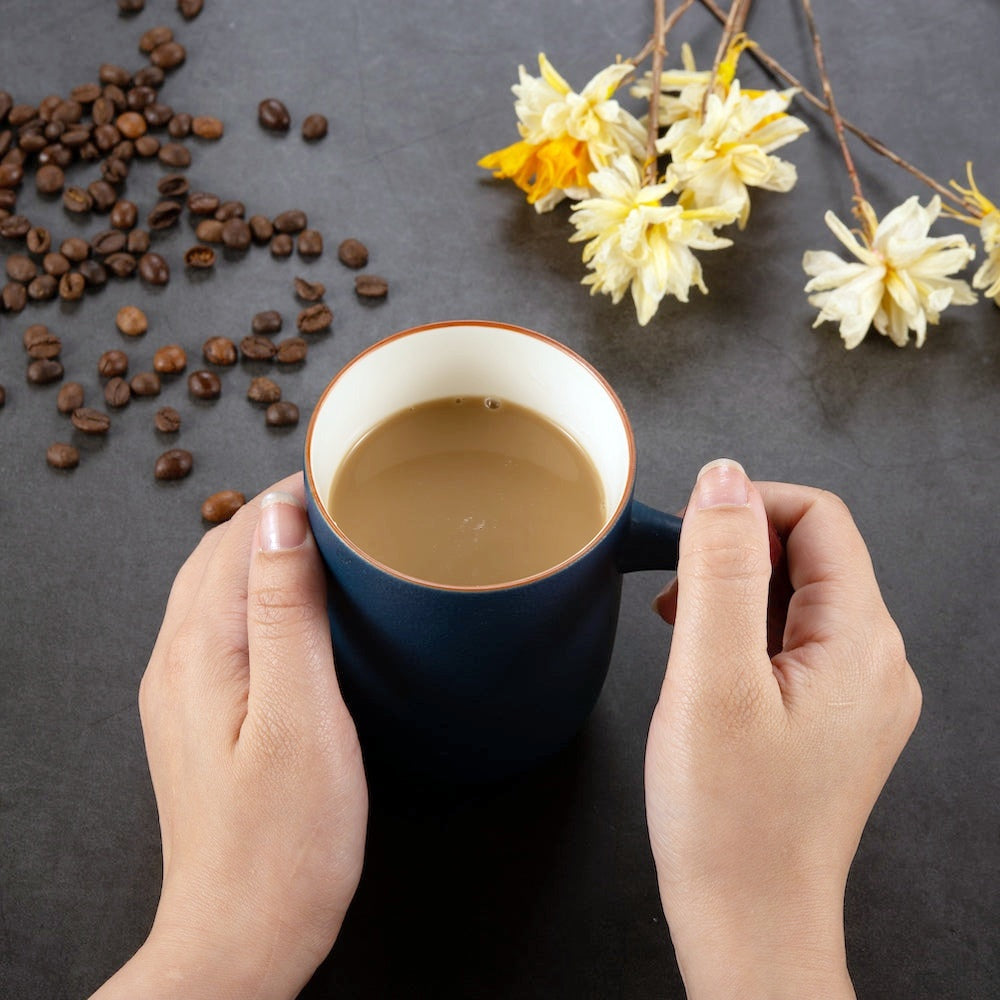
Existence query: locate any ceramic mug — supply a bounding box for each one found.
[304,320,681,782]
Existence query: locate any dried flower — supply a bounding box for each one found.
[478,54,646,212]
[569,154,740,325]
[802,196,977,348]
[948,164,1000,304]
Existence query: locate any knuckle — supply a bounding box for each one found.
[685,536,768,585]
[249,582,314,637]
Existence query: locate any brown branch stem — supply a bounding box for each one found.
[629,0,695,67]
[704,0,752,115]
[643,0,667,185]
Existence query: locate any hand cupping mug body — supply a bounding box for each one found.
[304,320,681,781]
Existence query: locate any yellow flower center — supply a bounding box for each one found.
[478,135,593,204]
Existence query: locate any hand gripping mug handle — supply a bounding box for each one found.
[616,500,683,573]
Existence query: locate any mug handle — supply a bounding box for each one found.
[617,500,682,573]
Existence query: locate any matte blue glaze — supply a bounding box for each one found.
[305,486,681,783]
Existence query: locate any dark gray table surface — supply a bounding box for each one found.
[2,1,997,997]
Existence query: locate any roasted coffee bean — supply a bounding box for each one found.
[178,0,204,19]
[139,25,173,53]
[43,252,70,277]
[132,65,164,88]
[248,214,273,244]
[61,125,92,148]
[167,111,192,138]
[71,407,111,434]
[115,110,146,138]
[355,274,389,299]
[134,135,159,157]
[98,349,128,377]
[187,191,219,215]
[110,198,138,229]
[258,98,290,132]
[143,101,174,128]
[126,228,150,253]
[2,282,27,311]
[88,178,120,210]
[0,384,5,407]
[153,344,187,373]
[0,131,11,159]
[240,335,277,361]
[221,217,251,250]
[293,276,325,302]
[154,405,181,432]
[77,259,108,288]
[24,324,61,359]
[188,369,221,399]
[99,157,129,186]
[0,189,15,210]
[27,274,58,300]
[297,229,323,257]
[39,142,72,169]
[252,310,283,335]
[52,100,83,125]
[0,162,24,189]
[58,272,85,300]
[265,401,299,427]
[0,213,30,238]
[56,381,85,413]
[296,303,333,333]
[35,162,64,194]
[93,122,122,151]
[157,173,188,197]
[301,113,328,141]
[128,88,156,113]
[63,186,93,213]
[130,371,161,397]
[0,91,12,124]
[155,447,192,480]
[202,336,237,365]
[337,238,368,268]
[157,142,190,167]
[46,442,80,469]
[92,96,114,126]
[18,128,47,155]
[269,233,293,257]
[116,304,148,336]
[138,252,169,285]
[201,489,245,524]
[195,218,223,242]
[27,358,64,384]
[148,200,182,230]
[61,236,90,262]
[118,0,145,13]
[183,244,215,268]
[7,104,36,127]
[151,41,186,70]
[273,209,307,233]
[275,336,307,364]
[71,82,102,105]
[91,229,126,255]
[104,375,131,408]
[6,253,36,283]
[247,376,281,403]
[104,251,137,278]
[214,200,245,221]
[192,115,223,139]
[26,226,51,254]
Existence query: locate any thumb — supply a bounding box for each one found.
[667,459,774,695]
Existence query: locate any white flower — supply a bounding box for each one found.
[569,155,740,325]
[659,81,807,229]
[973,210,1000,303]
[802,196,977,348]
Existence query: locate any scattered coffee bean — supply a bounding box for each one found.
[183,244,215,268]
[56,382,85,414]
[188,369,221,399]
[71,407,111,434]
[153,344,187,374]
[104,376,132,408]
[2,282,27,311]
[192,115,223,139]
[301,113,328,141]
[0,164,25,190]
[116,304,148,336]
[167,111,192,138]
[36,162,65,194]
[248,214,273,244]
[265,401,299,427]
[355,274,389,299]
[98,63,130,86]
[138,252,169,285]
[157,142,191,168]
[157,173,189,198]
[43,252,70,277]
[126,228,150,253]
[297,303,333,333]
[0,214,31,239]
[216,201,245,221]
[195,218,224,242]
[252,310,283,335]
[258,98,290,132]
[89,178,119,210]
[116,111,147,139]
[247,376,281,403]
[338,238,368,268]
[221,217,251,250]
[63,185,93,213]
[46,442,80,469]
[91,229,127,255]
[130,371,161,397]
[148,200,183,230]
[275,336,308,364]
[294,276,325,301]
[110,199,138,229]
[27,274,59,301]
[134,135,160,157]
[202,336,237,365]
[7,254,36,283]
[154,405,181,433]
[201,489,245,523]
[0,384,5,408]
[104,252,137,278]
[139,25,173,53]
[187,191,220,215]
[297,229,323,257]
[269,233,293,257]
[240,335,278,361]
[58,272,85,300]
[178,0,204,20]
[27,359,64,384]
[273,209,307,233]
[23,324,61,359]
[118,0,145,14]
[154,447,193,480]
[151,41,187,71]
[98,349,129,378]
[77,259,108,288]
[26,226,51,254]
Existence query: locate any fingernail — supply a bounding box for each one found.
[695,459,749,510]
[259,491,307,551]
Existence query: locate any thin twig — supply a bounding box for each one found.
[629,0,695,67]
[643,0,667,185]
[703,0,751,116]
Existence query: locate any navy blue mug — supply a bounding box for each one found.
[304,321,681,782]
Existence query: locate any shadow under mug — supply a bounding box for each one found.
[304,321,681,782]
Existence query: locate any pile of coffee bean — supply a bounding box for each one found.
[1,9,391,524]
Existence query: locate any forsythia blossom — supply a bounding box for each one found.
[478,53,646,212]
[802,196,977,348]
[569,155,740,325]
